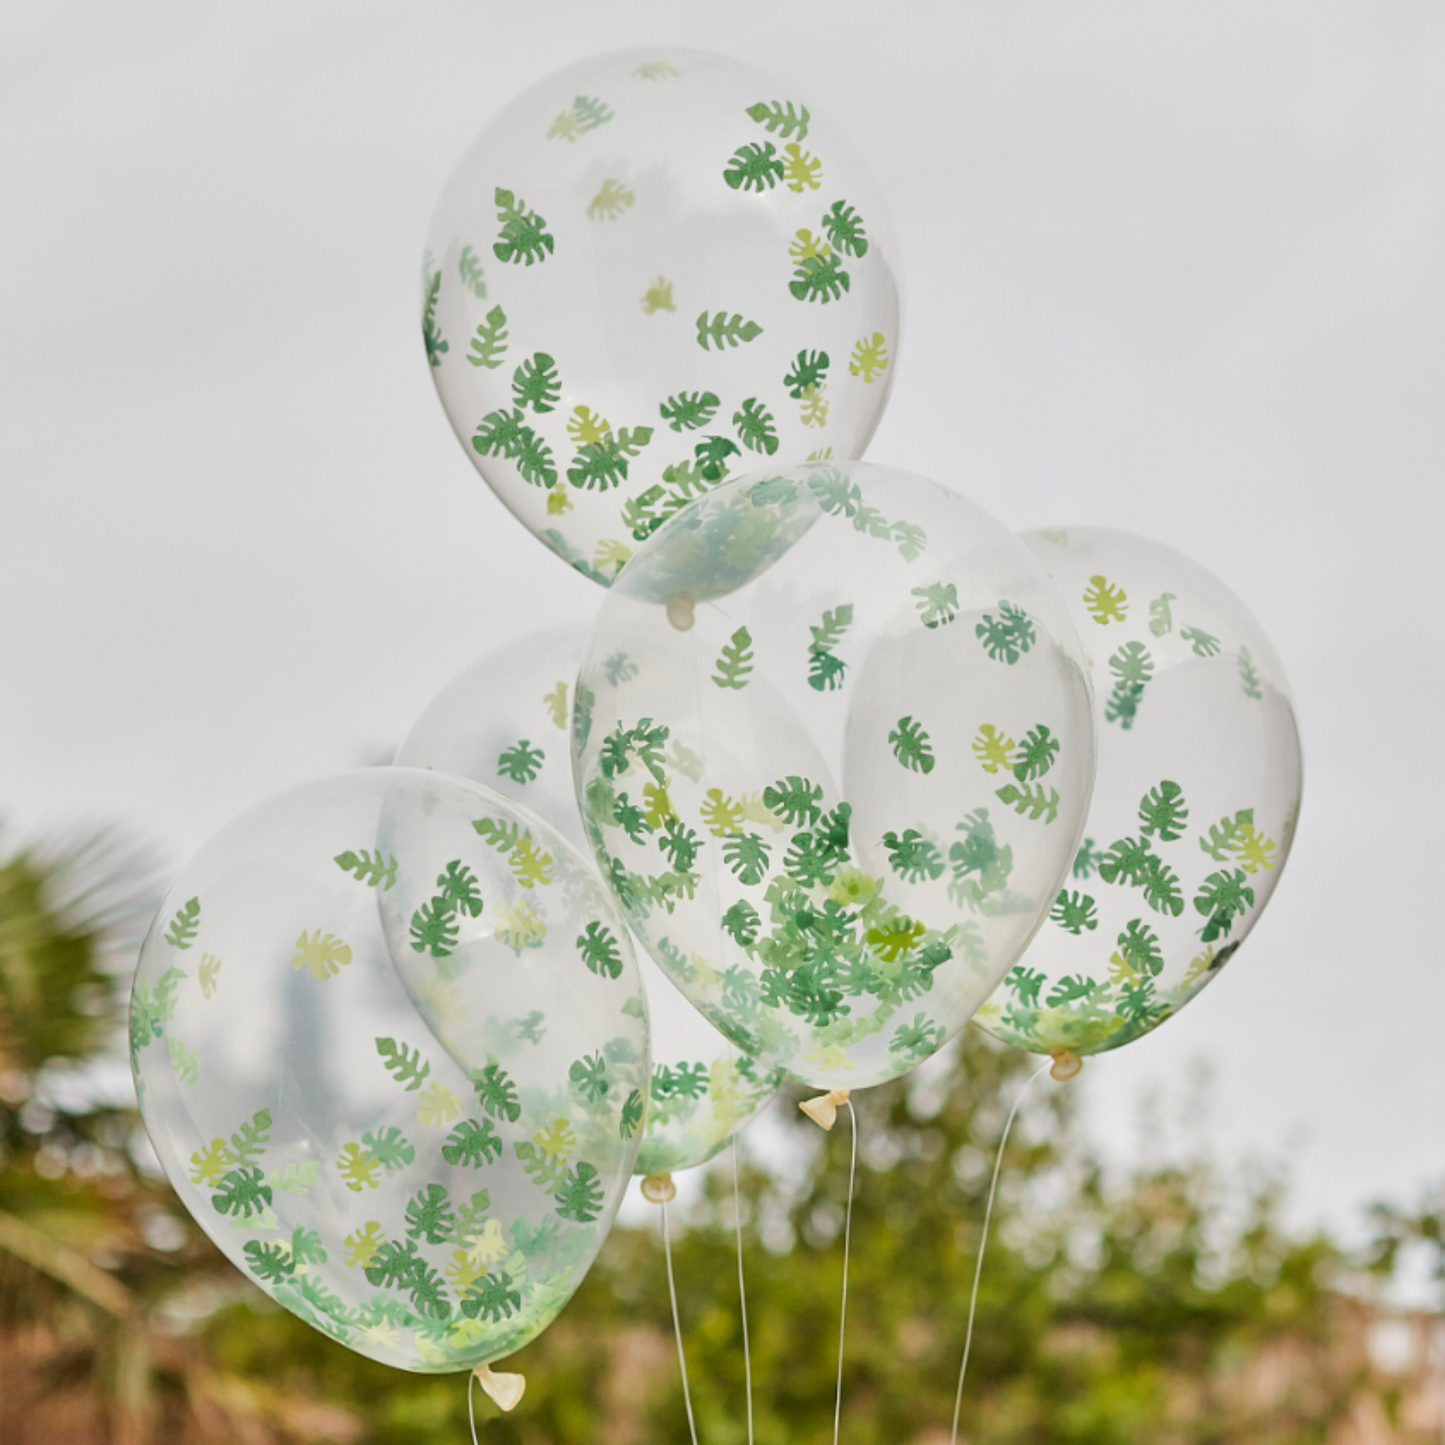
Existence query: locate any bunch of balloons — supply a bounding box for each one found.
[130,45,1302,1411]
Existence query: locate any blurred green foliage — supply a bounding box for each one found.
[0,827,1431,1443]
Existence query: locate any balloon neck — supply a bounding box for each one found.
[473,1363,526,1412]
[1049,1047,1084,1081]
[799,1088,851,1131]
[640,1172,676,1204]
[666,596,695,631]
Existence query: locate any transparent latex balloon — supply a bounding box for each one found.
[129,770,647,1374]
[573,462,1096,1091]
[424,47,903,587]
[973,528,1303,1057]
[395,624,783,1176]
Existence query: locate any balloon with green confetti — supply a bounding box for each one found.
[130,770,648,1374]
[973,528,1302,1059]
[425,48,902,588]
[395,624,784,1177]
[572,461,1097,1092]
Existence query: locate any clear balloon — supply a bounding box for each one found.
[395,625,783,1176]
[425,47,903,586]
[573,462,1096,1091]
[129,770,648,1373]
[973,528,1302,1056]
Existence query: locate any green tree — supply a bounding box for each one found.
[0,824,1413,1445]
[0,806,388,1436]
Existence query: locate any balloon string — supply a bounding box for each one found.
[662,1197,700,1445]
[949,1058,1052,1445]
[832,1099,858,1445]
[687,463,756,1445]
[733,1139,755,1445]
[467,1369,478,1445]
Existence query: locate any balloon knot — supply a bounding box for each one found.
[1049,1047,1083,1081]
[473,1363,526,1412]
[665,596,695,631]
[799,1088,851,1130]
[640,1172,676,1204]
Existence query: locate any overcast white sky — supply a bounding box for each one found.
[3,3,1443,1246]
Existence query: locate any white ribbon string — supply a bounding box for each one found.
[734,1139,755,1445]
[949,1059,1052,1445]
[662,1196,701,1445]
[833,1098,858,1445]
